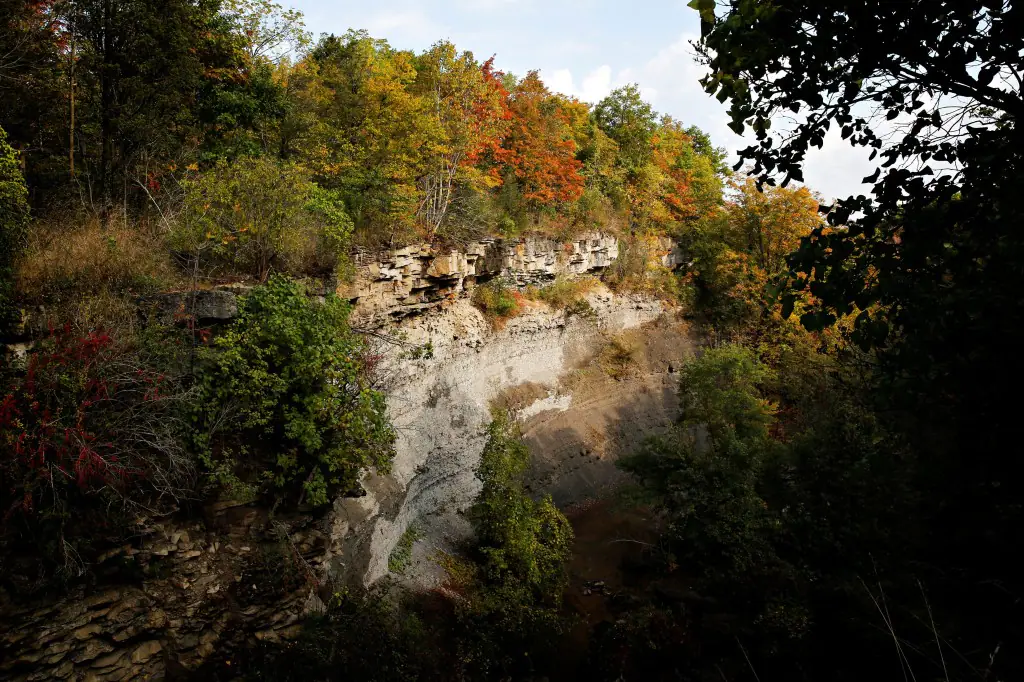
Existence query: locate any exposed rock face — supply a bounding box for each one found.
[148,289,240,323]
[0,503,327,681]
[520,317,695,507]
[339,292,668,588]
[345,232,621,323]
[0,231,691,680]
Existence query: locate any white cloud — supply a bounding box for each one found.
[455,0,523,8]
[803,127,876,202]
[545,64,614,102]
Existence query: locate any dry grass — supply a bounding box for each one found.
[598,333,639,380]
[14,216,181,335]
[490,381,551,415]
[17,216,179,303]
[35,289,145,337]
[527,275,600,310]
[557,331,641,401]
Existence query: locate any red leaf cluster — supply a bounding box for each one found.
[1,328,141,525]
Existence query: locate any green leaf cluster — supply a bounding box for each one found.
[452,411,574,678]
[0,125,29,331]
[193,277,394,506]
[172,157,352,280]
[471,412,573,602]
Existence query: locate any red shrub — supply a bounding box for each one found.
[1,326,192,553]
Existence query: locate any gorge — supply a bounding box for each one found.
[0,233,692,681]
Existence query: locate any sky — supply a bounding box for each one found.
[288,0,876,202]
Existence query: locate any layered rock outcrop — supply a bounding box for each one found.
[340,292,669,588]
[345,232,621,323]
[0,505,327,681]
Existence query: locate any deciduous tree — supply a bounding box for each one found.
[412,43,509,233]
[496,71,584,209]
[0,125,29,331]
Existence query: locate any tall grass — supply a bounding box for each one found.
[17,217,177,303]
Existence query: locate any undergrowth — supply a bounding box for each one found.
[471,278,523,327]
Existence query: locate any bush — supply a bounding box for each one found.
[0,125,30,332]
[454,411,575,678]
[193,277,394,506]
[532,274,598,310]
[598,333,638,380]
[471,278,522,327]
[618,344,923,676]
[172,157,353,281]
[676,214,768,331]
[470,412,573,601]
[0,324,195,582]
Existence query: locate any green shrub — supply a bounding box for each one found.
[193,277,394,506]
[533,274,599,310]
[0,125,30,332]
[454,411,574,678]
[470,412,573,601]
[618,344,917,671]
[471,278,522,326]
[172,157,353,281]
[388,524,423,574]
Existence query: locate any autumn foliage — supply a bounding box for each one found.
[495,72,585,207]
[1,326,193,573]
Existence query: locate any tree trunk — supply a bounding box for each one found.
[99,0,114,216]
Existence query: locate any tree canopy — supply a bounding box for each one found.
[692,1,1024,678]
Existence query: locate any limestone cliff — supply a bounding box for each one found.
[0,232,690,681]
[344,231,680,323]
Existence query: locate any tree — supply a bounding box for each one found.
[195,0,303,161]
[0,0,69,201]
[594,84,657,173]
[471,412,573,602]
[172,156,352,280]
[496,71,584,209]
[222,0,310,65]
[725,177,821,276]
[294,31,431,241]
[0,124,29,332]
[460,411,574,679]
[693,0,1024,344]
[411,43,509,234]
[684,124,729,175]
[694,2,1024,678]
[63,0,232,209]
[193,277,394,506]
